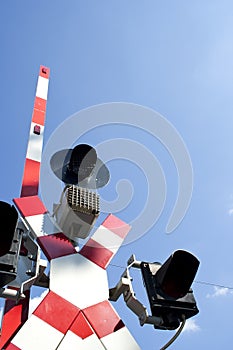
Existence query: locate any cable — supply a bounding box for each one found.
[194,280,233,290]
[109,263,233,291]
[160,316,186,350]
[109,263,125,269]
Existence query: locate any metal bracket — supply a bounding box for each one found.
[7,220,48,299]
[109,254,163,328]
[34,260,49,289]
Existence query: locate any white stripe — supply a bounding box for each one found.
[57,331,105,350]
[36,75,49,100]
[50,253,109,309]
[11,314,64,350]
[101,327,141,350]
[26,213,60,238]
[26,122,44,162]
[91,225,123,253]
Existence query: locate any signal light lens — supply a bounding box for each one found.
[68,144,97,181]
[156,250,200,299]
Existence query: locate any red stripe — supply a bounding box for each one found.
[83,300,124,339]
[32,108,45,126]
[39,65,50,79]
[20,158,40,197]
[34,96,46,112]
[69,312,93,339]
[13,196,47,217]
[5,344,21,350]
[0,290,30,350]
[102,214,131,239]
[37,233,77,261]
[33,291,80,334]
[79,238,113,269]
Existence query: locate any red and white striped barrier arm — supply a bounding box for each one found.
[20,66,50,197]
[0,66,50,350]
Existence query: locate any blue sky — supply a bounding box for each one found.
[1,1,233,349]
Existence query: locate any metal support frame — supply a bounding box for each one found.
[109,254,163,328]
[1,219,49,301]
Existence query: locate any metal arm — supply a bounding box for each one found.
[109,254,163,328]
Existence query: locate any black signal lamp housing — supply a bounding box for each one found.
[0,201,21,288]
[140,250,200,330]
[50,143,110,189]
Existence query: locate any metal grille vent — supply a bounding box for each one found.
[67,185,100,215]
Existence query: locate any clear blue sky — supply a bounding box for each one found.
[1,1,233,349]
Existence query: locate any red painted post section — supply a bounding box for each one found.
[0,290,30,350]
